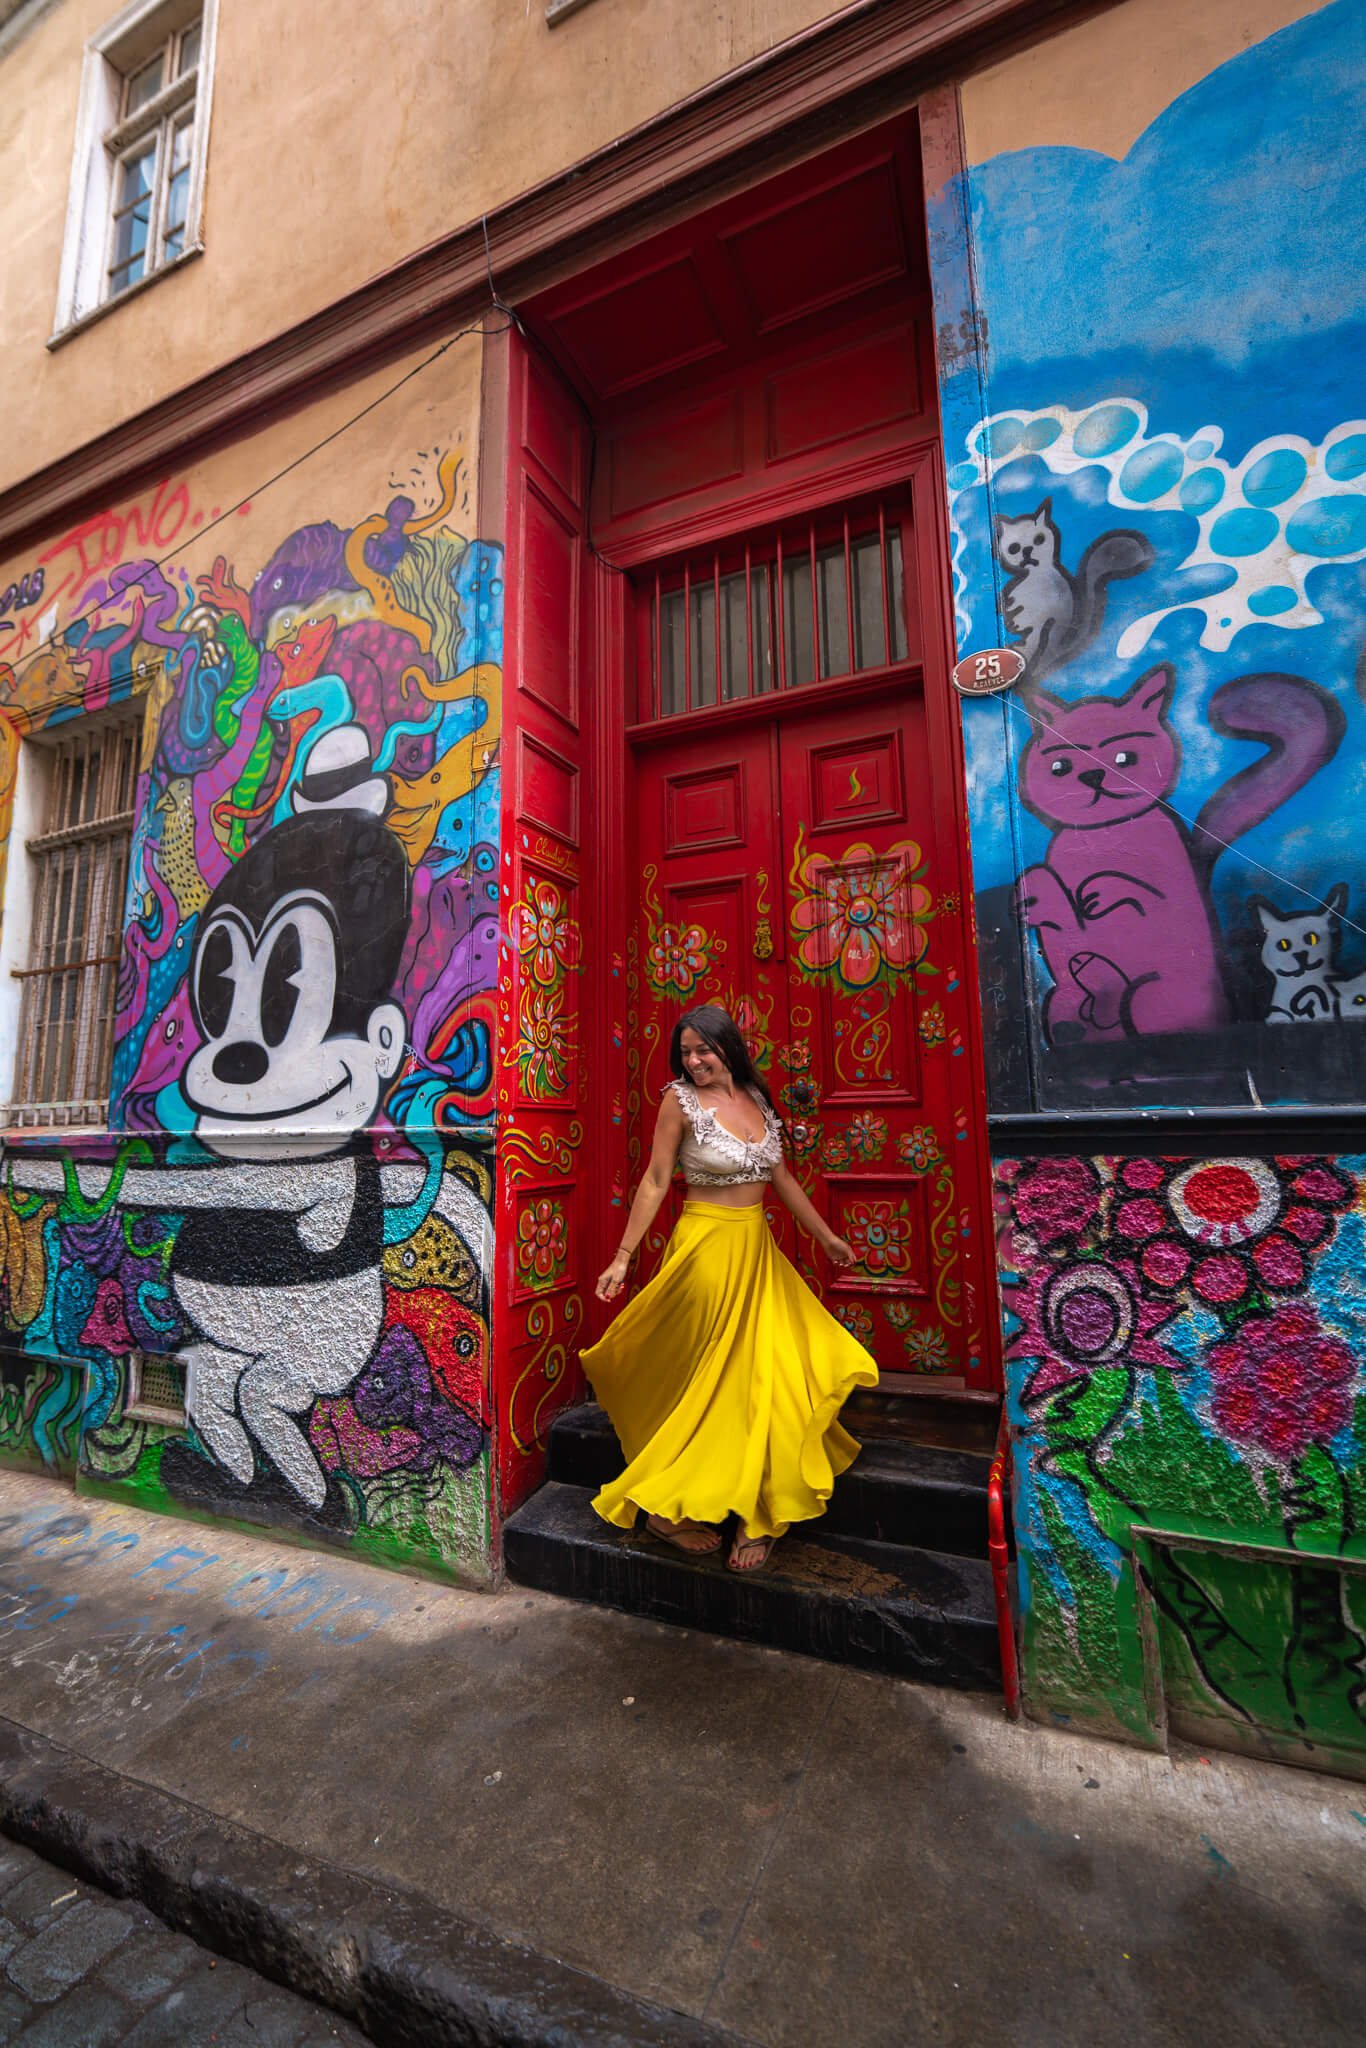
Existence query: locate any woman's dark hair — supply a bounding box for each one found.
[668,1004,776,1113]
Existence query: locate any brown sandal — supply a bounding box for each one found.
[645,1515,721,1555]
[727,1532,776,1573]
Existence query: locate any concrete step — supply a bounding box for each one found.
[502,1481,1001,1693]
[547,1403,994,1558]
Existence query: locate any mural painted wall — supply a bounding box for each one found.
[935,0,1366,1112]
[0,348,507,1583]
[924,0,1366,1766]
[998,1151,1366,1776]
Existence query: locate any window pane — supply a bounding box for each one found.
[648,506,908,718]
[118,143,156,205]
[110,142,155,291]
[717,565,771,701]
[124,52,164,113]
[164,117,194,256]
[688,583,717,709]
[816,543,847,679]
[657,588,687,716]
[177,21,202,73]
[886,528,908,663]
[11,721,139,1121]
[781,554,815,689]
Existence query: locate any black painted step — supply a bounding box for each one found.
[845,1386,999,1456]
[503,1481,1001,1693]
[547,1403,994,1559]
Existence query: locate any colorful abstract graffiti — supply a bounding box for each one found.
[998,1151,1366,1768]
[934,0,1366,1111]
[0,441,504,1580]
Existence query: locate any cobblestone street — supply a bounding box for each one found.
[0,1835,369,2047]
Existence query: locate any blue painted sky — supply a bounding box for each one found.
[969,0,1366,432]
[943,0,1366,940]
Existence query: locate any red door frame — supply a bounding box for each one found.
[491,106,1004,1539]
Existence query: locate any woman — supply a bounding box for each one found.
[583,1003,878,1572]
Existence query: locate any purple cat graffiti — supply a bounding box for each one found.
[1016,666,1344,1041]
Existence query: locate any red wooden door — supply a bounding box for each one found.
[631,721,788,1272]
[625,489,995,1386]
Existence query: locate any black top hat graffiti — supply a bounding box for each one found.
[293,723,388,817]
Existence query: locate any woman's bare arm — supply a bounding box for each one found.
[595,1092,686,1302]
[770,1158,856,1267]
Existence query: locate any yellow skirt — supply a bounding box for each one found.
[581,1200,878,1541]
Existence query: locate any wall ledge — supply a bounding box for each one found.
[988,1108,1366,1155]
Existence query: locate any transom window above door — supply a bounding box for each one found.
[637,498,911,721]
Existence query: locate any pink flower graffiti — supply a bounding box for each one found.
[1207,1304,1356,1464]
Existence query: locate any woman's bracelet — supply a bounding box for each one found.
[614,1244,635,1262]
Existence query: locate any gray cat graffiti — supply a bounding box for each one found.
[1333,965,1366,1018]
[996,501,1155,682]
[1251,886,1347,1023]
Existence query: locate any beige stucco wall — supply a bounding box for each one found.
[0,335,484,645]
[0,0,839,498]
[961,0,1328,163]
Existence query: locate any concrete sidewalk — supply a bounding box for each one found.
[0,1468,1363,2048]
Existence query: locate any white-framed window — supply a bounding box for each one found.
[1,714,141,1129]
[52,0,218,338]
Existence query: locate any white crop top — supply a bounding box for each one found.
[670,1079,784,1187]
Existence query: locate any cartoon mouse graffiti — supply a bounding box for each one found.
[13,806,490,1509]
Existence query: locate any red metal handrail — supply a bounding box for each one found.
[988,1403,1021,1720]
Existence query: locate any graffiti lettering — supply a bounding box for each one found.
[38,478,200,616]
[0,569,44,628]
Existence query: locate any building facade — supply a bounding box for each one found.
[0,0,1362,1772]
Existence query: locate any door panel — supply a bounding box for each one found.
[777,690,966,1372]
[631,724,788,1276]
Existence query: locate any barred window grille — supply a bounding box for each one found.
[641,497,910,720]
[9,719,140,1129]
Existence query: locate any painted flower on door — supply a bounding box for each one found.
[513,873,580,1102]
[833,1302,875,1342]
[844,1197,915,1277]
[846,1111,889,1160]
[519,984,571,1100]
[781,1070,822,1117]
[514,877,580,988]
[897,1124,942,1173]
[646,921,715,998]
[515,1196,569,1291]
[789,832,934,991]
[902,1322,952,1372]
[918,1002,948,1048]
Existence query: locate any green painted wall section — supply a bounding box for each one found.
[997,1154,1366,1769]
